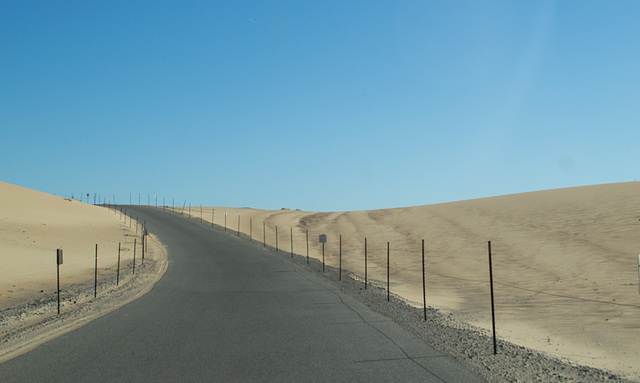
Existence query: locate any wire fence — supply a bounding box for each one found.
[173,206,640,309]
[3,203,150,317]
[170,204,640,357]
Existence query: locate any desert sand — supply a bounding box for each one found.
[3,180,640,380]
[0,181,148,309]
[175,182,640,380]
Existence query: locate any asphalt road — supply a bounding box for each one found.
[0,206,485,382]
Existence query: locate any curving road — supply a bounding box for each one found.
[0,206,484,382]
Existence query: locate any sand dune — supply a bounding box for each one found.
[177,182,640,379]
[0,181,142,309]
[3,180,640,379]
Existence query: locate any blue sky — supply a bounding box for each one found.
[2,1,639,211]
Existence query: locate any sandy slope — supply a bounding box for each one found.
[177,182,640,380]
[0,181,143,309]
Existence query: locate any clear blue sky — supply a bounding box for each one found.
[2,1,639,211]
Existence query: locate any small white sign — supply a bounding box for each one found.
[319,234,327,243]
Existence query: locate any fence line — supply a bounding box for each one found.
[12,204,151,316]
[142,204,640,369]
[173,208,640,310]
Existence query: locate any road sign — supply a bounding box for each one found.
[319,234,327,243]
[57,249,64,265]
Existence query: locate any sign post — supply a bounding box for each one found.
[56,249,63,314]
[319,235,327,272]
[637,254,640,295]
